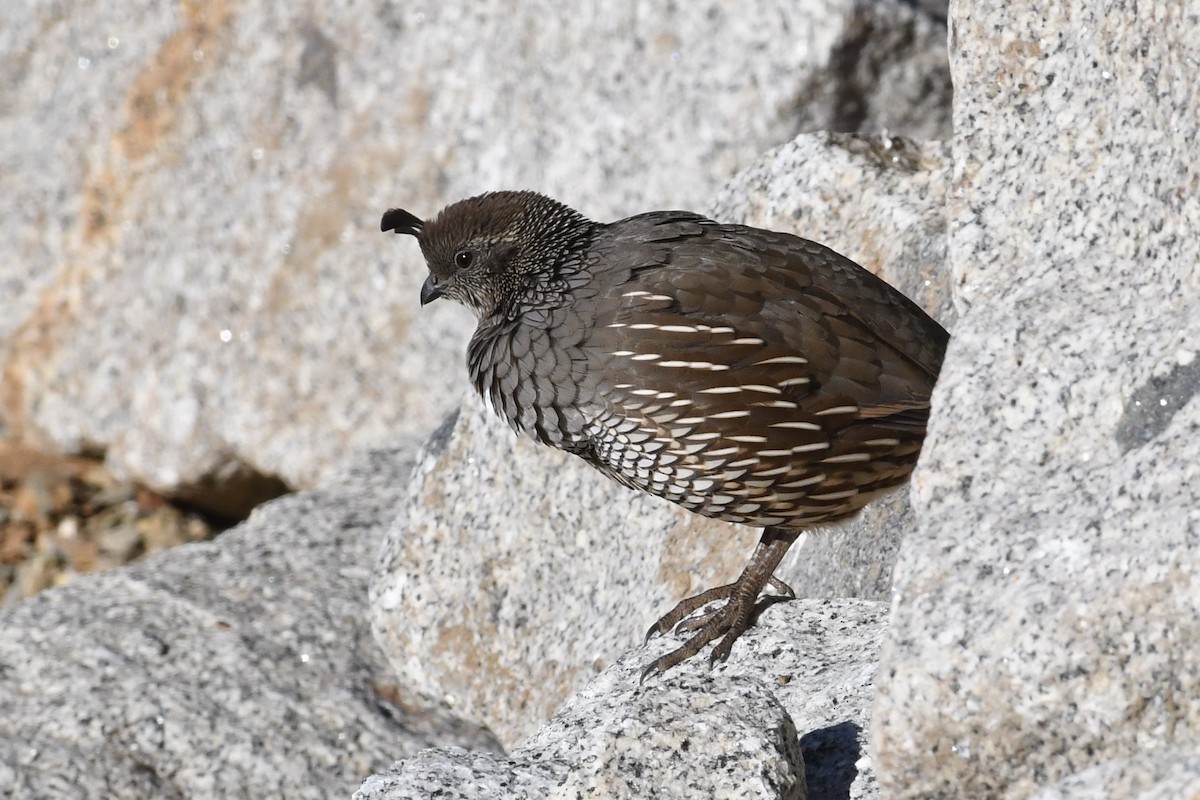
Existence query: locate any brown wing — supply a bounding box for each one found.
[571,211,948,528]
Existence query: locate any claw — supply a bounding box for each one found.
[639,596,748,681]
[644,583,734,642]
[637,528,800,681]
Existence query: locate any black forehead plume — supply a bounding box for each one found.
[381,208,424,236]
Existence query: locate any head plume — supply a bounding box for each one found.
[381,208,424,236]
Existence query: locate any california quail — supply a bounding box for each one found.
[382,190,948,676]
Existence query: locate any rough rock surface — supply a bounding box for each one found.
[872,1,1200,797]
[369,133,952,748]
[1027,749,1200,800]
[0,447,498,799]
[0,0,951,512]
[356,599,885,800]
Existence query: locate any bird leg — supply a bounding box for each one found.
[641,527,800,680]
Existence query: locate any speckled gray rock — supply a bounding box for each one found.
[872,1,1200,798]
[1027,749,1200,800]
[0,0,950,512]
[357,599,886,800]
[368,131,952,748]
[0,447,498,799]
[373,398,741,750]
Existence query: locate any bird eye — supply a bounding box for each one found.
[454,250,474,269]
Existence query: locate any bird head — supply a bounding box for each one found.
[382,190,593,319]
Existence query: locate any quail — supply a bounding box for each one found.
[382,190,948,676]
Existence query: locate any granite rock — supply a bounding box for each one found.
[0,446,498,799]
[357,599,886,800]
[372,397,745,750]
[0,0,951,513]
[1027,749,1200,800]
[872,1,1200,797]
[369,132,952,748]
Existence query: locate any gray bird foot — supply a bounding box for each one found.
[640,576,795,682]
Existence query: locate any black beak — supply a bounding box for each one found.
[420,275,444,306]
